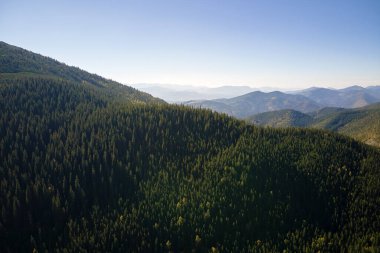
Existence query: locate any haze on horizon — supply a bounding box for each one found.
[1,0,379,89]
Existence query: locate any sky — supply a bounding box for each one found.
[0,0,379,89]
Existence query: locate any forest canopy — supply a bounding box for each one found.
[1,42,379,252]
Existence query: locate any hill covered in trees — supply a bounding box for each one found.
[0,41,163,104]
[1,43,380,252]
[248,103,380,147]
[249,109,314,128]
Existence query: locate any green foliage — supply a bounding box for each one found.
[248,109,313,127]
[0,41,163,104]
[248,103,380,147]
[1,42,380,252]
[311,103,380,147]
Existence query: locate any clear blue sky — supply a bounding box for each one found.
[1,0,379,88]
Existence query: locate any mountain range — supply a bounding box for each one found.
[1,41,380,252]
[183,86,380,119]
[297,86,380,108]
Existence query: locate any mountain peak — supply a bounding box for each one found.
[341,85,364,91]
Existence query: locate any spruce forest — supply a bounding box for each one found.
[1,42,380,252]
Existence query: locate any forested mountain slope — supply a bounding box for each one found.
[1,43,380,252]
[0,41,163,104]
[248,109,314,128]
[311,103,380,147]
[248,103,380,147]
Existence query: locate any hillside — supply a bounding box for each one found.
[1,43,380,252]
[248,109,313,128]
[184,91,321,118]
[248,103,380,147]
[311,103,380,147]
[0,41,163,104]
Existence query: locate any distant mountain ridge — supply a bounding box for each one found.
[185,90,321,118]
[132,84,258,102]
[184,85,380,118]
[297,86,380,108]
